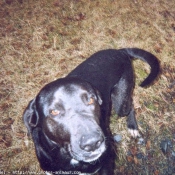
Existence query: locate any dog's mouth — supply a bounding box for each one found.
[68,143,106,163]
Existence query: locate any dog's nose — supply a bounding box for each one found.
[80,133,104,152]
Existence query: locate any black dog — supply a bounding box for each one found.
[23,48,160,175]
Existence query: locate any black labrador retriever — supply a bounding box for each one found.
[23,48,160,175]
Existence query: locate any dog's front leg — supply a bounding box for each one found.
[98,163,114,175]
[98,146,115,175]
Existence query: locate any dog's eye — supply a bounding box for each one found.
[88,97,94,105]
[50,109,60,116]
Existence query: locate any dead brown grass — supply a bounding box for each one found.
[0,0,175,174]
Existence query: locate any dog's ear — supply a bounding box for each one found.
[23,98,39,134]
[95,90,103,105]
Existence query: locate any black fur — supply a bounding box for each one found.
[23,48,160,175]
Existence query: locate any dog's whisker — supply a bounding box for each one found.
[50,146,57,151]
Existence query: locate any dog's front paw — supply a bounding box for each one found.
[128,129,140,138]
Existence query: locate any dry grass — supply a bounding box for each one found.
[0,0,175,174]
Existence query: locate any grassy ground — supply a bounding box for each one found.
[0,0,175,174]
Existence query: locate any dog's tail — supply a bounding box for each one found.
[125,48,160,87]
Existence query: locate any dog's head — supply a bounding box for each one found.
[23,77,106,163]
